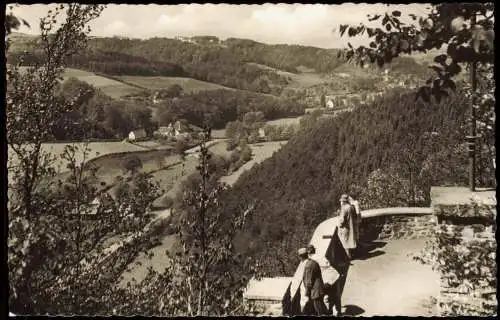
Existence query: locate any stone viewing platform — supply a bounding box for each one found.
[243,186,497,316]
[243,206,438,316]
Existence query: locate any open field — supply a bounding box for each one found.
[151,155,198,200]
[120,234,179,287]
[211,129,227,139]
[17,67,143,99]
[62,68,144,99]
[247,62,329,89]
[220,140,288,186]
[205,139,231,159]
[91,148,176,181]
[117,75,234,93]
[130,140,173,150]
[265,117,302,127]
[7,141,147,173]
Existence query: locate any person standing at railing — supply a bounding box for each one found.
[338,194,357,259]
[324,225,351,316]
[349,195,362,254]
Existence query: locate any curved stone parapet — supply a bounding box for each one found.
[359,207,435,242]
[361,207,433,218]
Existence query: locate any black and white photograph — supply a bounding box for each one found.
[5,2,496,317]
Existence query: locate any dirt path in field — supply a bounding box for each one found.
[340,239,439,316]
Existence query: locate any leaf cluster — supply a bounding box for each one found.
[338,3,494,102]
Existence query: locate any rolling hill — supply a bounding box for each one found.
[17,65,239,100]
[117,75,235,94]
[8,33,435,98]
[16,66,144,99]
[62,68,144,99]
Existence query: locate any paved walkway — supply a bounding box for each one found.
[340,239,439,316]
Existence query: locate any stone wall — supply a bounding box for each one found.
[430,187,497,316]
[245,299,282,316]
[360,212,435,242]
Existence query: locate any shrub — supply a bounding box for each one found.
[122,155,142,174]
[240,145,252,162]
[226,139,238,151]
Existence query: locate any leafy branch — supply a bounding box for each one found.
[338,3,494,103]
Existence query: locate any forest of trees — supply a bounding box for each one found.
[223,38,343,73]
[43,78,307,141]
[8,50,187,77]
[155,89,306,130]
[217,87,488,277]
[53,77,157,141]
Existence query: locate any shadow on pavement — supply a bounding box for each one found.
[343,304,365,316]
[362,240,387,250]
[354,241,387,260]
[356,249,385,260]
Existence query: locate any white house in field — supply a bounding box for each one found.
[128,129,147,141]
[326,99,335,109]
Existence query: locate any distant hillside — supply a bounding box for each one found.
[153,88,307,129]
[8,34,433,97]
[219,88,470,276]
[224,37,344,74]
[8,48,187,78]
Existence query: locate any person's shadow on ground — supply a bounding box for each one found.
[343,304,365,316]
[354,241,386,261]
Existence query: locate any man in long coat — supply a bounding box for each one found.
[299,247,328,315]
[338,194,357,259]
[349,196,362,249]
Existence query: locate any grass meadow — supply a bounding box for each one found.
[7,141,147,173]
[265,117,302,127]
[117,75,234,93]
[246,62,329,89]
[220,140,288,186]
[62,68,144,99]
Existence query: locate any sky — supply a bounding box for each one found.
[9,3,432,48]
